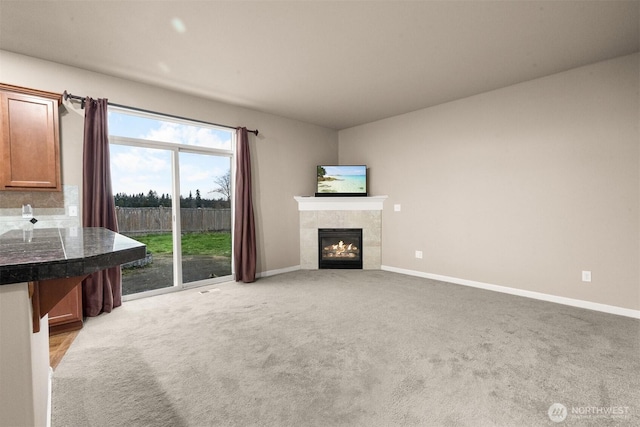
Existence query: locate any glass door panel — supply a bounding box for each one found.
[110,145,176,295]
[179,152,232,285]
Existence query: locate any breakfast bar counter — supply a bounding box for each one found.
[0,227,146,285]
[0,227,146,427]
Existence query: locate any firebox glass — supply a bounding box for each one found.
[318,228,363,269]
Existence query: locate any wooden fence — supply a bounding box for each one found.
[116,207,231,235]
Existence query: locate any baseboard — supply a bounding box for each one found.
[381,265,640,319]
[257,265,301,279]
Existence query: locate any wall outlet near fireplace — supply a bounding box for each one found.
[415,250,423,259]
[581,271,591,282]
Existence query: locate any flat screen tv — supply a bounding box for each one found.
[316,165,367,197]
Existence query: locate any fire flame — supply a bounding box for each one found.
[323,240,358,258]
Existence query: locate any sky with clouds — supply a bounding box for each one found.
[109,111,232,200]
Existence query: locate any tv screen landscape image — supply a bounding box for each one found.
[316,165,367,197]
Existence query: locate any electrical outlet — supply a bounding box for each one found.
[415,250,423,259]
[394,204,401,212]
[68,205,78,217]
[581,271,591,282]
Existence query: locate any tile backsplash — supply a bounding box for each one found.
[0,185,80,234]
[0,188,65,209]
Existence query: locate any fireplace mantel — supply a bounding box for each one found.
[294,196,387,211]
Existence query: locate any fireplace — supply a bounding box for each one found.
[318,228,363,269]
[295,195,386,269]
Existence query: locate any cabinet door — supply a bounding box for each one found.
[48,284,83,335]
[0,90,61,191]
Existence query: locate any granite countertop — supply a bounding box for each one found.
[0,227,146,285]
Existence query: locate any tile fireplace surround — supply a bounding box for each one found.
[294,196,387,269]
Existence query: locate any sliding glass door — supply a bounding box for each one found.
[110,144,175,295]
[108,108,234,298]
[178,152,232,286]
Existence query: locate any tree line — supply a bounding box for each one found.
[114,190,230,209]
[114,170,232,209]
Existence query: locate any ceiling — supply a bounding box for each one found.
[0,1,638,130]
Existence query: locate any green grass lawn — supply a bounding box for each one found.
[132,232,231,257]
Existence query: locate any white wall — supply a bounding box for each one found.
[0,283,49,427]
[0,50,338,273]
[339,54,639,311]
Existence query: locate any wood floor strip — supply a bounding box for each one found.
[49,330,79,370]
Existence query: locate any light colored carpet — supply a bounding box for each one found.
[52,270,639,426]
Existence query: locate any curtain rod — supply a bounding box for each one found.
[62,91,259,136]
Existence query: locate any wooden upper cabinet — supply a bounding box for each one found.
[0,83,62,191]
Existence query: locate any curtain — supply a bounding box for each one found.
[81,97,122,316]
[234,127,257,282]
